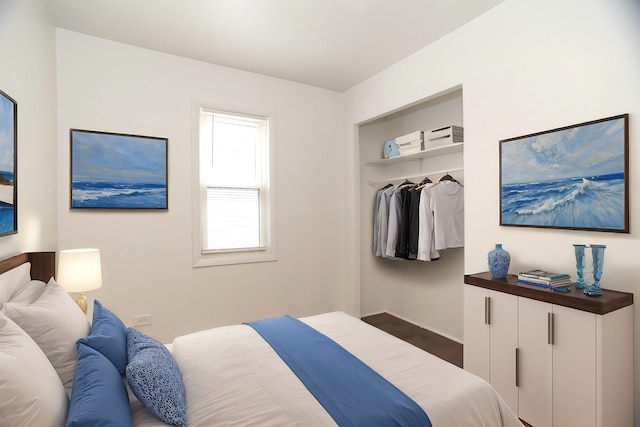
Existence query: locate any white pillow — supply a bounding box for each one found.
[0,313,68,427]
[9,280,46,305]
[5,278,90,388]
[0,262,32,307]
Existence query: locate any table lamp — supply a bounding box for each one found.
[57,248,102,314]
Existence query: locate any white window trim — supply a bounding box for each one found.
[191,100,278,267]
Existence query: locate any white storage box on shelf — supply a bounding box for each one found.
[395,131,423,156]
[398,141,422,156]
[426,125,463,148]
[395,131,423,145]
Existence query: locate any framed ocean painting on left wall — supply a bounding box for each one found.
[70,129,168,209]
[0,90,17,236]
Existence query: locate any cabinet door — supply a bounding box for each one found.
[598,305,633,427]
[553,305,596,427]
[489,291,518,414]
[518,297,552,427]
[463,284,490,380]
[463,285,518,413]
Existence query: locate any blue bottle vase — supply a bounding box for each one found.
[488,244,510,279]
[573,244,586,289]
[584,244,606,296]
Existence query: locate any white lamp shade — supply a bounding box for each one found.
[57,248,103,293]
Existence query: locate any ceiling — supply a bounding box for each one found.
[45,0,505,92]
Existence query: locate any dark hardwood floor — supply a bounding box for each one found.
[361,312,463,368]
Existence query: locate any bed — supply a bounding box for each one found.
[0,252,523,427]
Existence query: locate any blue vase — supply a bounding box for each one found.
[584,244,606,296]
[488,244,510,279]
[573,244,586,289]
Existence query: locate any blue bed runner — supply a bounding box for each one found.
[246,315,432,427]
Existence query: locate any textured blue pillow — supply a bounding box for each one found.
[77,300,128,374]
[66,343,131,427]
[126,328,186,427]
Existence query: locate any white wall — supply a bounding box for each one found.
[55,30,347,343]
[345,0,640,420]
[0,0,58,256]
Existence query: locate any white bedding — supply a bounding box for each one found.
[132,312,522,427]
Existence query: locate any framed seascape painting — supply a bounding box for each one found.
[500,114,629,233]
[0,90,17,236]
[70,129,168,209]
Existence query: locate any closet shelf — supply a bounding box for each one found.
[365,143,463,166]
[368,167,463,186]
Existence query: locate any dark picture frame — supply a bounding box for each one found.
[0,90,17,236]
[70,129,168,209]
[500,114,629,233]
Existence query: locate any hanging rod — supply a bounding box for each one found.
[367,167,463,186]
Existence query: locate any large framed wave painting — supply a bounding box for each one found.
[500,114,629,233]
[70,129,168,209]
[0,90,17,236]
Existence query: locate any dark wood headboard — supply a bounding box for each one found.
[0,252,56,282]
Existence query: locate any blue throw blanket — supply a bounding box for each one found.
[246,315,432,427]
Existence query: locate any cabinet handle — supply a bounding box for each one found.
[515,348,520,387]
[484,296,491,325]
[548,312,555,345]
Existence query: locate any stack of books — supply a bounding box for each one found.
[517,269,572,288]
[395,131,424,156]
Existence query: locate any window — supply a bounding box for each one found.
[193,107,276,267]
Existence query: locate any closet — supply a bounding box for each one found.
[358,85,465,339]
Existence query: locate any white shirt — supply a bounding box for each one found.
[374,185,397,257]
[431,181,464,250]
[372,186,390,255]
[417,183,440,261]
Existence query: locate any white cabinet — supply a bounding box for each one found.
[517,297,553,427]
[462,284,491,379]
[463,286,519,412]
[464,273,633,427]
[551,304,596,427]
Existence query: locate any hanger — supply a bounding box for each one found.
[414,176,433,190]
[439,173,458,183]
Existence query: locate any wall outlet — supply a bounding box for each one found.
[133,314,153,326]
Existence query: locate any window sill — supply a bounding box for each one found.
[193,250,277,268]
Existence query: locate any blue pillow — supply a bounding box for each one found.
[126,328,186,427]
[77,300,128,374]
[66,343,131,427]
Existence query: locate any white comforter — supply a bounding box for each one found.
[131,312,522,427]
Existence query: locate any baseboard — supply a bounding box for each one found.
[360,310,386,318]
[384,310,463,345]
